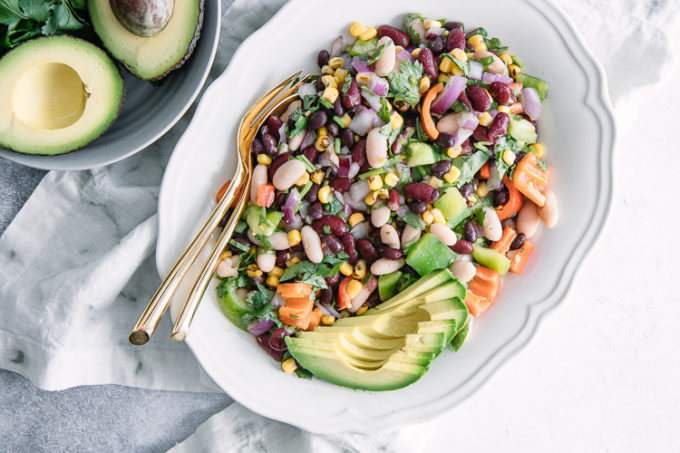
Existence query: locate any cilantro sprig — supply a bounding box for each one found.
[387,60,424,107]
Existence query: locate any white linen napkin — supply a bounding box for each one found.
[0,0,678,450]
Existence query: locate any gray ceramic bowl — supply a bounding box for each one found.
[0,0,221,171]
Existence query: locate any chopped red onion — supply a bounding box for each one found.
[431,75,467,115]
[337,156,351,177]
[343,200,352,217]
[282,188,300,223]
[350,221,369,239]
[282,214,302,231]
[425,27,445,39]
[489,109,499,118]
[457,112,479,130]
[349,180,371,202]
[482,71,513,84]
[348,162,361,179]
[487,162,502,191]
[318,302,342,319]
[298,83,317,98]
[271,293,285,308]
[520,87,543,120]
[277,123,286,142]
[334,191,345,205]
[361,90,382,111]
[352,56,373,74]
[397,48,413,62]
[368,76,389,97]
[396,205,409,217]
[349,108,379,135]
[300,129,316,149]
[247,319,275,336]
[468,61,483,80]
[349,276,377,312]
[330,35,343,58]
[452,127,474,147]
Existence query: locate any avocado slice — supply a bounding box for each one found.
[288,340,435,368]
[366,280,466,317]
[215,277,252,329]
[299,328,403,350]
[405,233,457,276]
[88,0,204,80]
[367,270,453,314]
[0,36,123,156]
[472,244,511,276]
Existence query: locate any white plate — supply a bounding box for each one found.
[0,0,221,171]
[157,0,615,434]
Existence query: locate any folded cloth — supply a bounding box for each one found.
[0,0,678,451]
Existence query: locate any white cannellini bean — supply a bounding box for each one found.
[475,49,505,74]
[247,229,262,246]
[481,207,503,241]
[436,113,459,135]
[250,164,268,203]
[366,127,388,168]
[301,225,323,263]
[538,190,559,228]
[256,253,276,273]
[371,206,391,228]
[216,257,238,278]
[371,258,405,275]
[429,223,457,246]
[380,224,400,249]
[449,260,476,283]
[517,201,540,238]
[280,99,301,123]
[401,224,421,247]
[374,37,396,76]
[288,129,306,151]
[269,232,290,250]
[272,159,306,191]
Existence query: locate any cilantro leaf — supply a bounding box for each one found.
[387,60,423,107]
[285,108,307,139]
[377,97,391,124]
[402,212,426,230]
[366,41,387,65]
[341,74,352,94]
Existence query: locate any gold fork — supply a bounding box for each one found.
[129,71,306,345]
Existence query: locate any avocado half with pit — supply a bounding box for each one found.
[88,0,204,80]
[0,36,124,156]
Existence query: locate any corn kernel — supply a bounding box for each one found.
[287,229,301,246]
[282,357,297,374]
[311,169,325,185]
[418,77,430,95]
[334,68,349,83]
[321,315,335,326]
[447,146,462,159]
[478,112,493,127]
[359,26,377,41]
[473,43,487,52]
[437,73,450,84]
[315,135,331,151]
[353,260,367,280]
[503,149,516,166]
[256,154,272,165]
[422,210,434,225]
[423,19,442,29]
[532,143,545,159]
[499,53,513,66]
[383,172,399,187]
[338,112,352,128]
[321,65,334,75]
[321,74,337,88]
[451,48,467,61]
[287,256,301,267]
[509,64,521,79]
[431,208,446,225]
[356,305,368,315]
[411,48,422,58]
[390,111,403,130]
[443,166,461,184]
[364,191,377,206]
[266,275,279,288]
[429,176,443,189]
[348,212,365,227]
[450,65,465,76]
[439,57,455,74]
[367,174,383,191]
[339,262,354,276]
[356,72,372,85]
[467,34,484,46]
[295,171,310,187]
[269,266,284,278]
[346,279,363,298]
[317,127,328,138]
[318,185,332,204]
[349,21,366,37]
[246,264,262,278]
[375,188,389,199]
[221,250,232,259]
[321,86,339,104]
[328,56,344,69]
[497,105,511,114]
[476,182,489,197]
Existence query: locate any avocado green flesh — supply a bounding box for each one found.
[405,233,457,276]
[368,270,452,313]
[0,36,123,156]
[88,0,204,80]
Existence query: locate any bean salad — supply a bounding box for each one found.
[214,13,558,377]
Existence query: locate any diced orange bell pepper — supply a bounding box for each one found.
[496,176,524,220]
[465,266,501,317]
[491,225,517,255]
[277,283,313,299]
[512,153,549,207]
[509,241,535,275]
[282,296,314,312]
[256,184,275,208]
[421,83,444,141]
[278,306,311,330]
[479,162,490,179]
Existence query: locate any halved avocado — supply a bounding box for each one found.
[88,0,204,80]
[0,36,123,156]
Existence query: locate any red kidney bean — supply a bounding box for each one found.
[472,125,489,142]
[322,234,343,254]
[493,188,509,207]
[327,122,340,137]
[301,146,318,164]
[391,125,413,155]
[290,244,304,254]
[268,152,292,180]
[417,48,438,78]
[510,233,526,250]
[457,90,472,112]
[317,49,330,67]
[459,182,474,198]
[342,78,361,109]
[312,215,348,236]
[377,25,410,47]
[319,287,333,304]
[381,246,403,260]
[269,327,292,352]
[305,184,320,203]
[488,82,514,105]
[366,291,381,308]
[274,192,287,208]
[262,132,278,156]
[487,112,509,143]
[251,138,265,155]
[351,138,366,166]
[451,239,473,255]
[368,228,381,244]
[275,250,287,267]
[307,110,328,130]
[431,160,451,178]
[267,115,283,139]
[461,137,473,156]
[329,176,351,193]
[256,334,283,361]
[465,84,491,112]
[315,78,325,91]
[436,132,455,148]
[429,36,444,55]
[356,238,379,263]
[515,151,527,164]
[444,21,463,31]
[408,201,427,214]
[333,98,345,117]
[387,189,400,211]
[308,201,323,219]
[342,233,358,263]
[446,27,465,51]
[465,27,485,40]
[463,221,478,243]
[404,182,437,203]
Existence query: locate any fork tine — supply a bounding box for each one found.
[240,70,302,128]
[243,93,300,146]
[249,74,311,129]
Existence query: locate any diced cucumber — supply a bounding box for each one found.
[508,118,537,144]
[378,271,403,301]
[405,233,457,276]
[434,188,467,222]
[246,206,283,237]
[406,142,437,167]
[516,72,549,100]
[472,244,511,276]
[348,37,378,56]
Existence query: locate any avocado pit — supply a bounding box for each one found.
[110,0,174,37]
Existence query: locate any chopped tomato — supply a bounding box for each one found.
[512,153,549,207]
